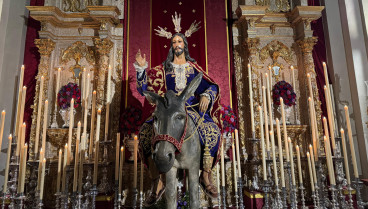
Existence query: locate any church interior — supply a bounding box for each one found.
[0,0,367,208]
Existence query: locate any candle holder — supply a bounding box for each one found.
[346,184,354,209]
[248,137,260,191]
[281,187,287,209]
[83,166,93,209]
[114,181,118,209]
[16,193,26,209]
[132,188,138,209]
[274,186,283,209]
[318,157,330,208]
[51,103,59,128]
[221,185,227,209]
[1,192,8,209]
[139,191,144,209]
[261,180,272,209]
[299,185,307,209]
[314,183,321,208]
[290,185,297,209]
[90,184,98,209]
[330,184,339,209]
[98,164,111,194]
[234,191,239,209]
[117,193,122,209]
[237,177,245,209]
[311,191,317,209]
[101,140,112,163]
[76,193,83,209]
[37,198,44,209]
[217,190,221,209]
[55,192,61,209]
[353,178,364,209]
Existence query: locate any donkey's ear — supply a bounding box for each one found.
[179,72,203,102]
[143,91,161,104]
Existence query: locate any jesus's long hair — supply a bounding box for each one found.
[162,33,196,72]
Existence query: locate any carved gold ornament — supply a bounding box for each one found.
[61,41,95,65]
[259,40,293,64]
[35,39,55,56]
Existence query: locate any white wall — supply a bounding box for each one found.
[0,0,29,188]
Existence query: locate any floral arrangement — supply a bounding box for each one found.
[272,80,297,106]
[57,82,81,109]
[120,106,142,135]
[177,191,190,209]
[220,105,237,133]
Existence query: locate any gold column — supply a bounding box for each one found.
[93,38,113,108]
[30,39,55,160]
[297,37,323,142]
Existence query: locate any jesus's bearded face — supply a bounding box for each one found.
[172,35,184,57]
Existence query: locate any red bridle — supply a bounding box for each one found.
[151,114,188,153]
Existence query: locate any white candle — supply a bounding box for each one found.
[67,98,75,161]
[276,119,285,187]
[268,66,272,88]
[56,149,62,193]
[93,109,101,185]
[73,135,80,192]
[15,65,25,137]
[309,145,317,184]
[40,158,46,200]
[234,129,241,178]
[119,146,124,194]
[85,73,90,101]
[280,98,289,162]
[262,86,270,153]
[20,143,27,193]
[133,136,138,188]
[78,136,85,193]
[89,91,97,157]
[232,143,238,192]
[37,148,43,191]
[0,111,5,154]
[288,138,296,185]
[82,94,89,149]
[307,152,315,191]
[221,140,225,187]
[3,135,12,193]
[56,68,61,99]
[270,131,278,187]
[340,129,351,185]
[307,74,319,153]
[216,163,220,194]
[291,66,295,89]
[308,97,318,161]
[324,86,336,152]
[62,144,68,192]
[41,100,49,154]
[324,136,335,185]
[140,154,144,193]
[16,86,27,157]
[248,64,255,134]
[344,106,359,178]
[82,68,86,100]
[265,73,274,139]
[258,106,267,181]
[296,145,303,184]
[323,62,335,137]
[35,76,44,155]
[107,65,112,103]
[115,133,120,181]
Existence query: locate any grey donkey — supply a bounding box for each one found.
[143,72,203,209]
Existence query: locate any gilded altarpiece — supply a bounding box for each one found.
[235,2,324,193]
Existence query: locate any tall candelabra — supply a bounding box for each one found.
[262,180,272,209]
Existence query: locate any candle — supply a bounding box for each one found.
[231,142,238,192]
[56,68,61,101]
[296,145,303,184]
[104,103,110,142]
[324,86,336,152]
[107,65,112,103]
[344,106,359,178]
[288,138,296,185]
[3,135,12,193]
[133,135,138,188]
[268,66,272,87]
[62,144,68,192]
[82,68,86,100]
[16,86,27,157]
[323,62,335,136]
[76,121,81,150]
[276,119,285,187]
[234,129,241,178]
[17,123,26,193]
[115,133,121,181]
[280,98,289,162]
[93,109,102,185]
[248,64,255,135]
[78,136,85,193]
[307,152,315,191]
[82,96,89,150]
[221,140,225,187]
[85,73,90,100]
[37,148,43,191]
[258,106,267,181]
[67,98,75,162]
[118,146,124,194]
[73,135,80,192]
[262,86,270,153]
[15,65,25,137]
[324,136,335,185]
[291,66,295,89]
[340,129,351,185]
[309,145,317,184]
[89,91,97,157]
[57,149,62,193]
[41,100,49,153]
[308,97,318,161]
[35,76,44,155]
[270,131,278,187]
[216,163,220,194]
[40,158,46,200]
[20,143,27,193]
[265,73,274,140]
[0,111,5,153]
[140,154,144,193]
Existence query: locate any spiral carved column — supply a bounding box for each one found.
[29,39,55,160]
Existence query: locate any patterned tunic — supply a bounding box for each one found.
[136,62,221,160]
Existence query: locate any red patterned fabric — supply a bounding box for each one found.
[23,0,44,143]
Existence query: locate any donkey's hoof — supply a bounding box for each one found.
[143,186,166,207]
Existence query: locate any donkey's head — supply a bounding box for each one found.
[143,73,203,173]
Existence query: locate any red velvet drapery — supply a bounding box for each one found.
[23,0,44,143]
[308,0,328,119]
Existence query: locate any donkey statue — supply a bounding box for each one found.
[143,73,204,209]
